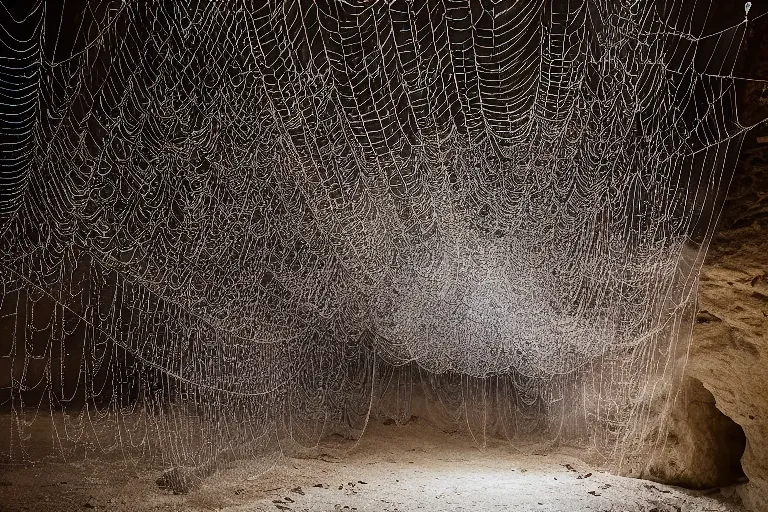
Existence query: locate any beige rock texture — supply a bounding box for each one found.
[624,12,768,510]
[688,153,768,510]
[686,16,768,508]
[640,376,747,490]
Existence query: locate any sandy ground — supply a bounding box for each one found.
[0,419,746,512]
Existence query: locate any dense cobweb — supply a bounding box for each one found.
[0,0,753,473]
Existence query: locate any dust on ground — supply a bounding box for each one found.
[0,419,746,512]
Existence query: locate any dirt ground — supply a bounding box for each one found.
[0,419,746,512]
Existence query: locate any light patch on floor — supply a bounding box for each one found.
[0,420,745,512]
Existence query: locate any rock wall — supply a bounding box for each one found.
[639,375,747,490]
[632,12,768,509]
[688,12,768,508]
[688,151,768,510]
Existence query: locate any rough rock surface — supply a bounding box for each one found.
[625,15,768,510]
[687,142,768,510]
[683,17,768,506]
[640,376,747,490]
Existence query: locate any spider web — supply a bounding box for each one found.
[0,0,753,473]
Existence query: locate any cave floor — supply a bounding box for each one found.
[0,419,745,512]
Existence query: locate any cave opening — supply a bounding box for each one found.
[644,376,748,492]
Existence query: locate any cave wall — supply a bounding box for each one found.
[687,144,768,509]
[687,11,768,508]
[626,10,768,509]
